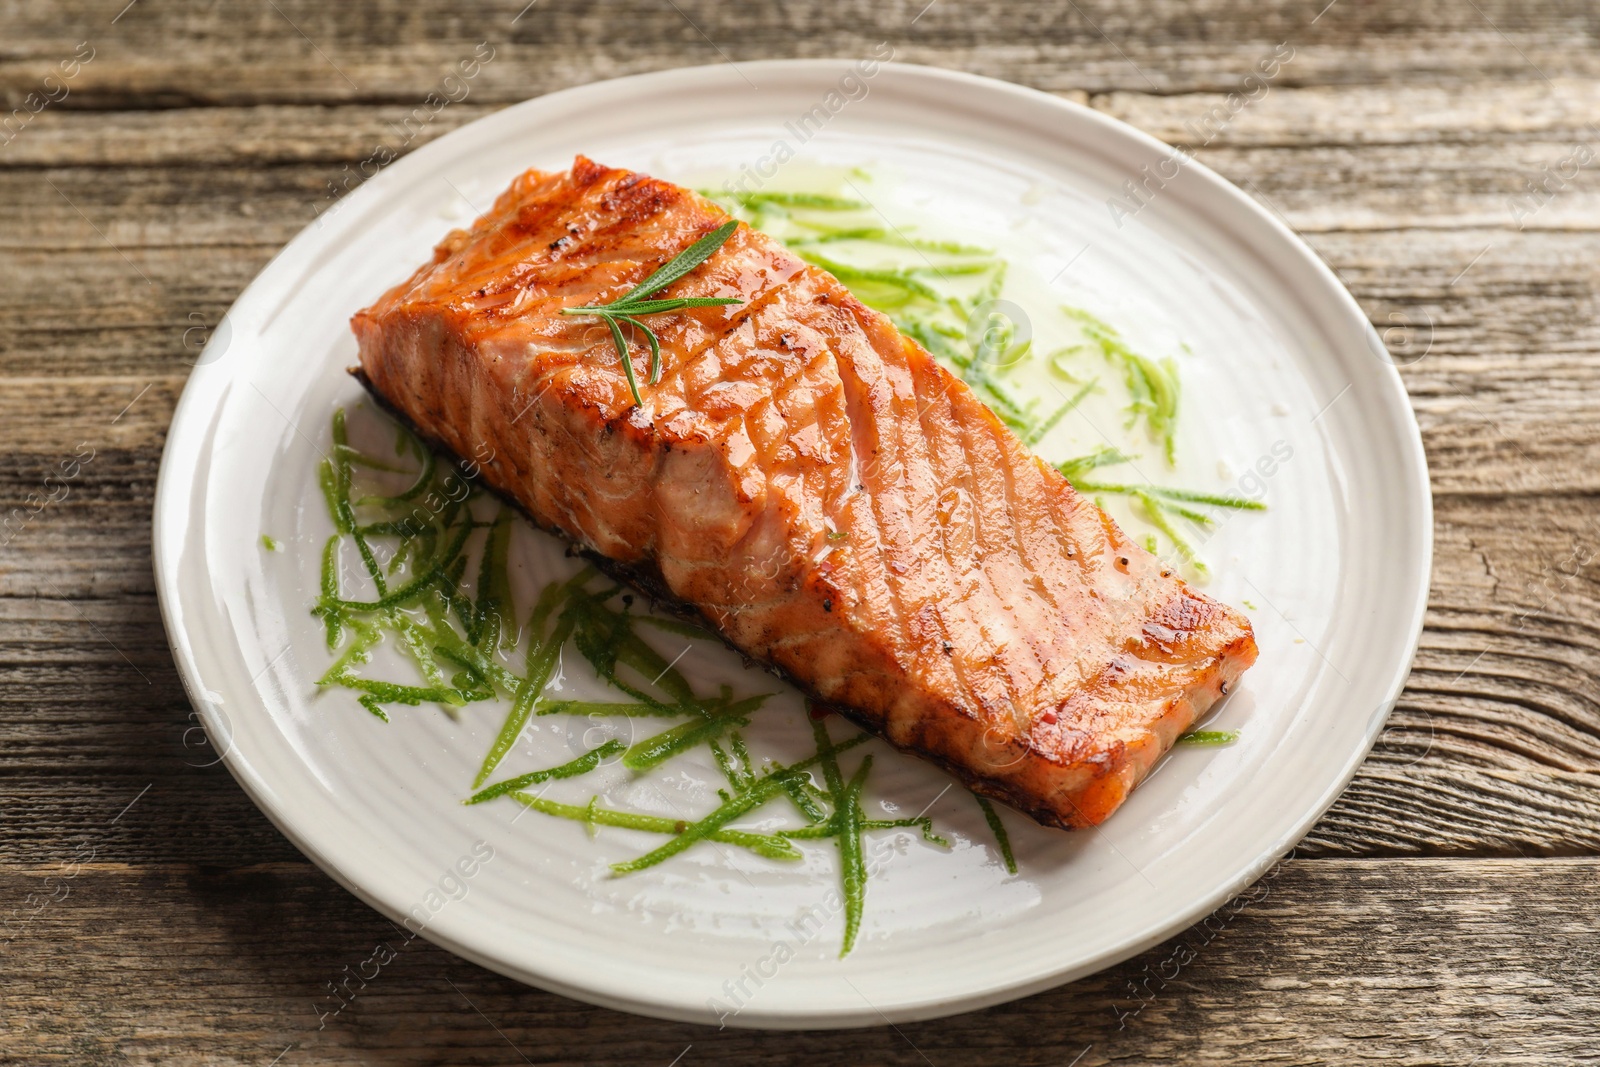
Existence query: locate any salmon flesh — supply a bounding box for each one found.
[351,157,1258,829]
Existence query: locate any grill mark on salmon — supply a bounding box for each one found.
[352,156,1259,830]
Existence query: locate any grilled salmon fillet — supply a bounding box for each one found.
[352,156,1257,830]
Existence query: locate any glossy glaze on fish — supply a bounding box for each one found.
[352,157,1258,829]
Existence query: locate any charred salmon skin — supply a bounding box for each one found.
[351,156,1258,829]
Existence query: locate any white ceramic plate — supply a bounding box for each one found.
[153,61,1431,1029]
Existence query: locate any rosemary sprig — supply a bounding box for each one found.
[560,219,745,406]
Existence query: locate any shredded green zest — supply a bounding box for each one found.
[1177,730,1240,746]
[1069,481,1266,512]
[1055,446,1135,480]
[835,756,871,956]
[973,794,1018,875]
[466,740,625,805]
[508,790,802,861]
[1024,379,1096,448]
[609,768,807,874]
[535,699,692,719]
[1062,306,1181,466]
[472,577,583,788]
[621,694,770,772]
[1052,456,1269,576]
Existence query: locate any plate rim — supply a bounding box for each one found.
[152,58,1433,1029]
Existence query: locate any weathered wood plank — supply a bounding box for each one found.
[1,859,1595,1065]
[1100,78,1600,147]
[3,0,1598,108]
[0,104,498,169]
[10,77,1600,174]
[13,131,1600,246]
[10,81,1600,217]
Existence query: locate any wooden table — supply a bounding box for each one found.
[4,1,1598,1063]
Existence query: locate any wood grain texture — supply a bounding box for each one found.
[3,0,1599,1061]
[3,860,1597,1066]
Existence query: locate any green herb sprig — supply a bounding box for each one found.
[560,220,745,406]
